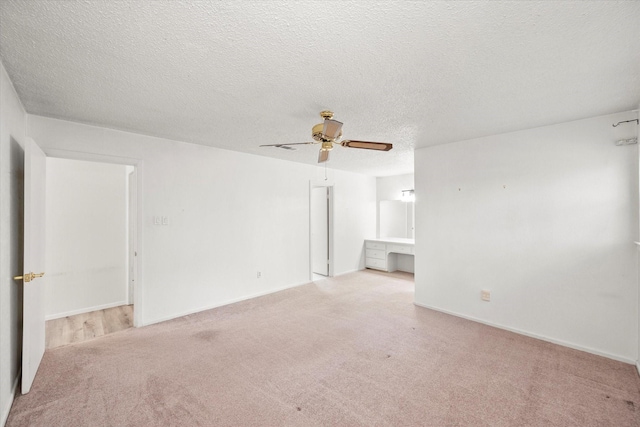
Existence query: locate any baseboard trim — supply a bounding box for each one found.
[143,269,366,326]
[143,268,396,327]
[45,301,128,321]
[1,368,20,427]
[413,301,636,365]
[144,280,312,326]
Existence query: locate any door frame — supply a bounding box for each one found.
[309,182,333,280]
[44,149,144,327]
[127,168,137,305]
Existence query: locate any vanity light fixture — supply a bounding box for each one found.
[401,189,415,202]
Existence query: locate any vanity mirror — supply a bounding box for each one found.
[379,200,414,239]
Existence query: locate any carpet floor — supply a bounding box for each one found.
[7,270,640,426]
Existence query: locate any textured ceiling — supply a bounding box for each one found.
[1,1,639,177]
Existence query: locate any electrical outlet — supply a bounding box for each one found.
[481,290,491,302]
[257,271,261,278]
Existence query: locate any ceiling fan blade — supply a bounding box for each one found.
[318,149,329,163]
[340,140,393,151]
[322,119,343,139]
[259,142,316,147]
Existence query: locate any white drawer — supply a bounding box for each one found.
[365,249,386,260]
[366,241,386,250]
[366,258,387,270]
[388,244,414,255]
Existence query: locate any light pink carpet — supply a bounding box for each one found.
[7,270,640,426]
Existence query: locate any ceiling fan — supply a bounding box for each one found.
[260,110,393,163]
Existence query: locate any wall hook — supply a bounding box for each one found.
[612,119,639,127]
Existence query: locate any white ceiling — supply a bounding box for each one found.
[1,1,639,177]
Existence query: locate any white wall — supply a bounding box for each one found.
[415,111,639,363]
[0,62,26,426]
[331,173,377,274]
[45,158,129,319]
[28,115,376,326]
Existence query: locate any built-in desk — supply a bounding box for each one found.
[365,238,415,273]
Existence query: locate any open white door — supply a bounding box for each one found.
[18,138,47,394]
[311,187,329,276]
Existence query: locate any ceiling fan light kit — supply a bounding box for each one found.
[260,110,393,164]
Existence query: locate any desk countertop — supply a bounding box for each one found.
[366,237,415,245]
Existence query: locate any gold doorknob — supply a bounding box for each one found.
[13,272,45,283]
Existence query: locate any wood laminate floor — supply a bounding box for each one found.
[45,305,134,349]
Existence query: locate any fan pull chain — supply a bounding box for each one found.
[324,162,328,181]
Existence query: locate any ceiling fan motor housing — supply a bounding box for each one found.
[312,110,343,145]
[312,123,342,145]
